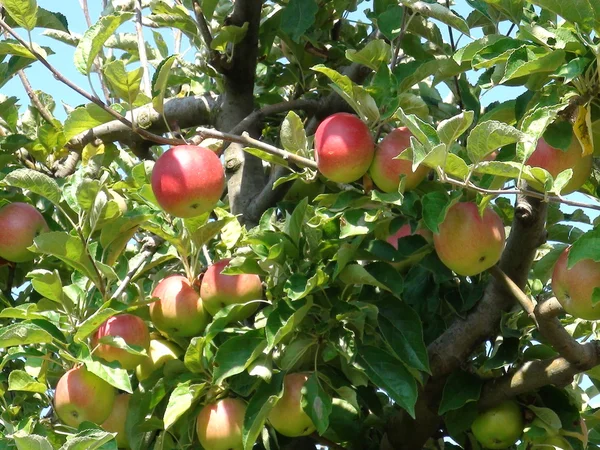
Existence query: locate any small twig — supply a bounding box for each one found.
[134,0,152,97]
[79,0,111,102]
[2,263,16,305]
[111,235,164,300]
[389,7,408,70]
[445,0,464,110]
[0,17,182,147]
[192,0,222,69]
[17,70,57,127]
[506,23,516,37]
[489,265,537,325]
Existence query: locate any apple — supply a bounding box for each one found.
[0,202,49,263]
[527,137,592,194]
[386,223,433,271]
[369,127,430,193]
[91,314,150,370]
[135,338,182,381]
[200,259,263,322]
[151,145,225,218]
[150,275,210,337]
[314,113,375,183]
[101,393,131,449]
[284,179,325,203]
[268,373,316,437]
[471,401,523,449]
[530,435,572,449]
[433,202,505,276]
[54,366,116,427]
[552,246,600,320]
[196,397,246,450]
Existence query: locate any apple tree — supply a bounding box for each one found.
[1,0,600,449]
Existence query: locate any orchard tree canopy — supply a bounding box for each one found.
[1,0,600,449]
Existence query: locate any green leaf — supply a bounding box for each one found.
[243,147,290,168]
[280,111,307,155]
[377,6,404,41]
[400,0,470,35]
[0,323,53,347]
[84,359,132,393]
[266,298,312,350]
[211,23,249,52]
[8,370,47,393]
[243,373,285,450]
[568,228,600,267]
[32,232,100,285]
[378,300,430,373]
[528,0,600,34]
[102,60,143,102]
[281,0,318,43]
[438,370,483,415]
[3,0,38,31]
[471,39,525,69]
[63,103,116,142]
[482,337,520,370]
[466,120,528,163]
[501,48,565,83]
[0,40,35,59]
[74,308,119,342]
[453,35,506,63]
[13,431,53,450]
[27,269,67,305]
[60,428,118,450]
[283,268,328,301]
[339,264,391,292]
[301,373,332,435]
[74,12,134,75]
[437,111,475,147]
[151,55,177,115]
[527,405,562,430]
[357,346,417,418]
[346,40,391,71]
[97,336,147,357]
[284,197,308,246]
[312,65,379,124]
[422,191,460,234]
[213,330,267,385]
[163,382,205,430]
[2,168,61,205]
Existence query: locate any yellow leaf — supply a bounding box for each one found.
[573,104,594,156]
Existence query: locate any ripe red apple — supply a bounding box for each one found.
[552,246,600,320]
[101,393,131,448]
[0,202,49,262]
[196,397,246,450]
[369,127,429,192]
[527,137,592,194]
[54,366,116,427]
[135,338,182,381]
[268,373,316,437]
[471,401,523,449]
[151,145,225,218]
[386,223,433,271]
[200,259,262,322]
[314,113,375,183]
[433,202,505,276]
[91,314,150,370]
[150,275,210,337]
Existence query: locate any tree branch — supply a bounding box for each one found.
[17,70,57,127]
[134,0,151,97]
[489,265,537,325]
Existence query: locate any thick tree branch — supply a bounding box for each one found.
[489,265,537,324]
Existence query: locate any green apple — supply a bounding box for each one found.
[135,339,182,381]
[101,393,131,448]
[268,373,316,437]
[471,401,523,449]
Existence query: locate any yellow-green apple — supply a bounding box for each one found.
[54,366,116,427]
[433,202,505,276]
[314,113,375,183]
[135,339,182,381]
[530,434,572,449]
[91,314,150,370]
[471,401,523,449]
[0,202,48,262]
[196,397,246,450]
[101,393,131,448]
[552,246,600,320]
[369,127,429,192]
[268,373,316,437]
[527,136,592,194]
[284,179,325,202]
[151,145,225,218]
[386,223,433,271]
[200,259,262,322]
[150,275,209,337]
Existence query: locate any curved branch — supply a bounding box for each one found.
[489,265,537,324]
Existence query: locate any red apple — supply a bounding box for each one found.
[433,202,505,276]
[527,137,592,194]
[200,259,263,322]
[54,366,116,427]
[268,373,316,437]
[91,314,150,370]
[314,113,375,183]
[369,127,429,192]
[101,393,131,448]
[135,339,182,381]
[0,202,48,262]
[150,275,210,337]
[196,397,246,450]
[386,223,433,271]
[151,145,225,218]
[552,246,600,320]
